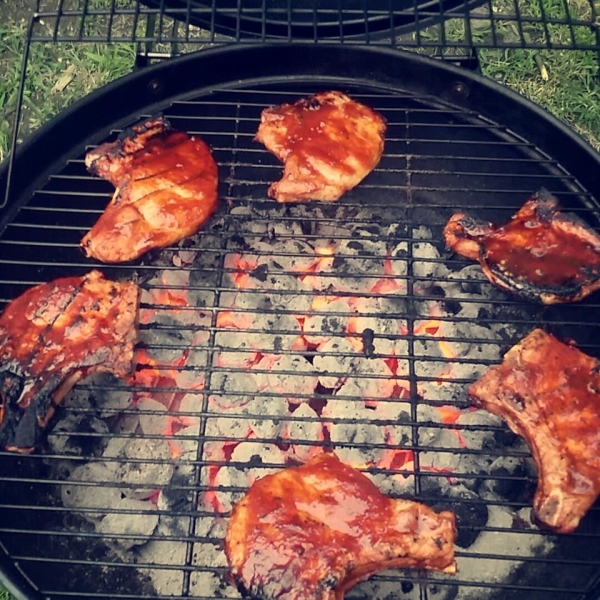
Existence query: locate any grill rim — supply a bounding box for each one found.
[2,43,600,218]
[1,43,600,600]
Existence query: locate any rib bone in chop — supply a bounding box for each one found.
[469,328,600,533]
[0,270,139,453]
[82,116,218,263]
[444,189,600,304]
[225,452,456,600]
[255,91,386,203]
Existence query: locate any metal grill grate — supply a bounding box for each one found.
[0,75,599,599]
[30,0,600,51]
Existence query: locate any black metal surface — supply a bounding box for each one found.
[31,0,600,51]
[139,0,487,40]
[0,44,600,600]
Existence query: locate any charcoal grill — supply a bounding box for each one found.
[1,3,600,600]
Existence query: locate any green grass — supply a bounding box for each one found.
[423,0,600,149]
[0,18,136,162]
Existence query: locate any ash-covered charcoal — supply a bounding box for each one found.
[347,576,422,600]
[46,413,110,457]
[253,355,319,396]
[138,313,195,364]
[61,461,124,518]
[115,437,174,500]
[209,372,260,411]
[96,497,159,550]
[137,539,188,597]
[330,237,386,293]
[137,398,169,436]
[450,503,554,596]
[335,356,401,402]
[201,441,287,514]
[313,338,362,389]
[281,403,325,462]
[189,541,232,600]
[303,299,352,345]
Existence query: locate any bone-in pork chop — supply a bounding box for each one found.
[225,452,456,600]
[255,91,386,203]
[444,189,600,304]
[82,116,218,263]
[0,270,139,452]
[469,328,600,533]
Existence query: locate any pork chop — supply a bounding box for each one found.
[0,270,139,452]
[255,91,386,203]
[225,452,456,600]
[82,116,219,263]
[469,328,600,533]
[444,189,600,304]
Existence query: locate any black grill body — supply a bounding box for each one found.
[0,43,599,600]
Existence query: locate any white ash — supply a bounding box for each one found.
[448,505,554,599]
[173,423,201,460]
[313,338,362,388]
[137,398,169,436]
[389,241,409,279]
[303,298,351,345]
[61,461,123,518]
[116,437,174,500]
[178,394,202,428]
[209,371,259,411]
[189,570,236,599]
[348,573,421,600]
[46,413,110,456]
[283,403,324,462]
[96,497,159,550]
[252,354,318,393]
[139,314,195,364]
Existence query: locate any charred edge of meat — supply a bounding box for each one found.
[85,114,172,175]
[0,368,60,453]
[484,261,600,303]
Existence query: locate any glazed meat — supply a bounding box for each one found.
[444,189,600,304]
[469,329,600,534]
[225,453,456,600]
[82,116,218,263]
[0,270,139,453]
[255,91,386,203]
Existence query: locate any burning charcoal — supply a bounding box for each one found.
[189,571,228,600]
[137,398,169,436]
[335,357,398,402]
[178,394,202,428]
[205,416,253,443]
[246,396,290,439]
[210,372,259,411]
[139,313,194,364]
[282,403,325,462]
[413,241,451,281]
[313,338,361,389]
[173,422,201,460]
[482,455,531,503]
[117,438,174,499]
[46,413,110,457]
[388,240,409,280]
[456,409,504,450]
[252,355,318,394]
[347,578,421,600]
[303,298,352,345]
[452,504,554,592]
[61,461,123,518]
[96,497,158,550]
[137,540,187,596]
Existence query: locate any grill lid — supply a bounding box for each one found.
[139,0,487,39]
[0,45,600,600]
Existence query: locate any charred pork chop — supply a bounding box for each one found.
[225,453,456,600]
[443,189,600,304]
[82,116,218,263]
[0,270,139,453]
[469,329,600,534]
[255,91,386,203]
